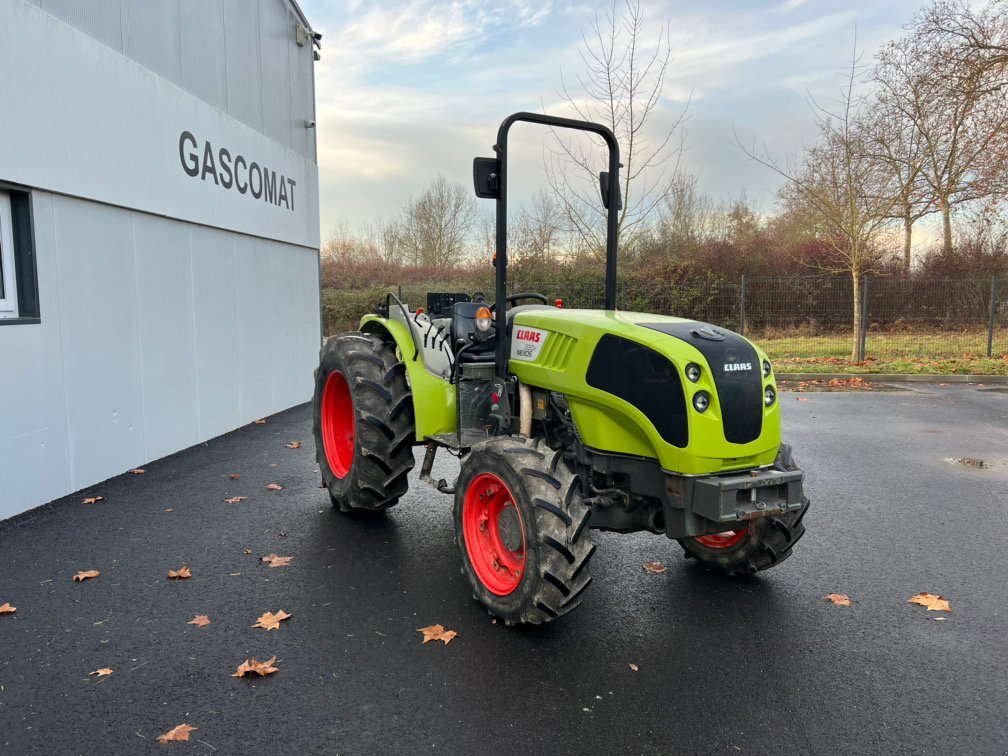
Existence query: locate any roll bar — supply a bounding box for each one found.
[473,112,621,386]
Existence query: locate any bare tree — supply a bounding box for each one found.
[383,175,476,268]
[874,1,1008,254]
[863,90,934,271]
[647,173,720,255]
[918,0,1008,83]
[509,190,567,264]
[740,47,897,361]
[545,1,689,256]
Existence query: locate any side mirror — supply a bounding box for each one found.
[473,157,500,199]
[599,171,622,210]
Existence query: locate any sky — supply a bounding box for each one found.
[298,0,935,240]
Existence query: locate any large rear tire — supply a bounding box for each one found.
[454,436,595,625]
[677,444,810,575]
[313,334,415,512]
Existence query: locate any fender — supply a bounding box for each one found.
[359,315,457,441]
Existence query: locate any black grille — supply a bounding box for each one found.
[640,322,763,444]
[585,334,688,448]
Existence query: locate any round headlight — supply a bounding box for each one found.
[764,386,776,406]
[693,391,710,413]
[762,360,772,378]
[685,363,701,383]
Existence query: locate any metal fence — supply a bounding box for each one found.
[324,275,1007,365]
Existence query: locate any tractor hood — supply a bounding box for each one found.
[507,309,780,475]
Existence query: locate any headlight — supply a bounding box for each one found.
[693,391,710,413]
[764,386,776,406]
[475,305,492,332]
[685,363,701,383]
[762,360,772,378]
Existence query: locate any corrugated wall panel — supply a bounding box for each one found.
[51,196,146,490]
[133,214,200,461]
[223,0,264,133]
[0,193,72,516]
[120,0,182,87]
[178,0,228,114]
[190,226,241,440]
[233,235,273,422]
[259,0,294,150]
[28,0,123,51]
[289,25,316,162]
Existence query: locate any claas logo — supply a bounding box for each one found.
[515,329,541,343]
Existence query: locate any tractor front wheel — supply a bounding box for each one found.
[454,436,595,625]
[313,334,415,512]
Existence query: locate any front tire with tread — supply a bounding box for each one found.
[313,333,415,513]
[454,436,595,625]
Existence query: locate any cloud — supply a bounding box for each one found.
[300,0,923,236]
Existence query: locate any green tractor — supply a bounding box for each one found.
[313,113,810,625]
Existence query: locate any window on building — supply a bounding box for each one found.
[0,187,40,323]
[0,193,16,318]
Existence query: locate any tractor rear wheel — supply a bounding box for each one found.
[677,444,810,575]
[313,333,415,512]
[454,436,595,625]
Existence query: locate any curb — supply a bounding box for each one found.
[777,373,1008,384]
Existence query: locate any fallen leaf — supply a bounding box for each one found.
[278,531,287,538]
[232,656,280,678]
[163,508,174,513]
[642,561,667,574]
[629,663,639,672]
[254,418,268,425]
[796,397,809,402]
[0,602,16,615]
[417,624,457,645]
[90,668,113,677]
[224,496,246,504]
[73,570,100,582]
[188,615,211,627]
[265,483,283,491]
[824,593,852,606]
[167,566,192,580]
[908,592,952,612]
[82,496,105,505]
[130,468,146,475]
[243,549,252,555]
[286,441,302,449]
[253,610,292,631]
[229,473,241,480]
[260,553,292,568]
[157,724,197,743]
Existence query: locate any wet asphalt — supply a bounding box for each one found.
[0,382,1006,755]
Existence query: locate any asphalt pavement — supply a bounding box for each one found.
[0,382,1006,755]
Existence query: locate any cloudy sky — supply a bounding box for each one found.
[298,0,931,239]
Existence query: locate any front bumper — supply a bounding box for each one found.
[663,446,807,539]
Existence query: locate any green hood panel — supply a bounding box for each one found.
[508,309,780,474]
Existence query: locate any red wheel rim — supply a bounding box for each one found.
[695,529,748,549]
[321,370,354,478]
[462,472,526,596]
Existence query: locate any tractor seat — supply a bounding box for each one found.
[451,302,496,362]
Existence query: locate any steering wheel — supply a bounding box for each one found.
[489,292,549,313]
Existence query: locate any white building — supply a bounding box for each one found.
[0,0,322,519]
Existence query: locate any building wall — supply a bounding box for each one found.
[0,0,321,518]
[24,0,317,163]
